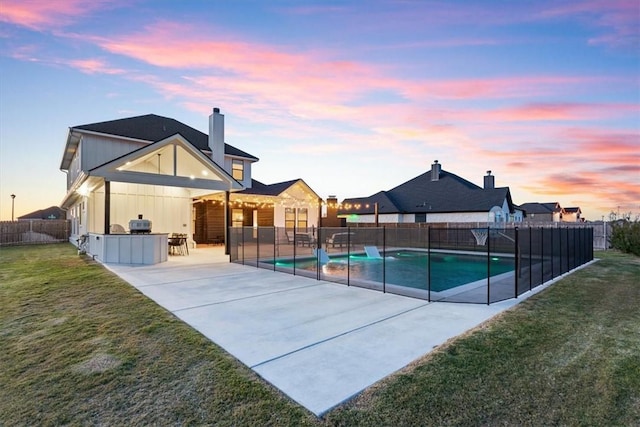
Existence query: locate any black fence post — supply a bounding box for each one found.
[317,234,320,280]
[347,226,351,286]
[540,227,544,283]
[579,227,584,265]
[514,226,519,298]
[528,226,532,291]
[559,227,563,275]
[256,226,260,268]
[487,226,491,305]
[549,228,557,280]
[382,226,386,294]
[427,226,431,302]
[241,227,245,265]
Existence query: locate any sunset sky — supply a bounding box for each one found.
[1,0,638,221]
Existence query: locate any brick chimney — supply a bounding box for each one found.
[484,170,495,189]
[431,160,441,181]
[208,107,224,167]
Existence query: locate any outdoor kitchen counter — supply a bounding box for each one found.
[87,233,168,265]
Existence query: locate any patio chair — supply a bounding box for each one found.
[286,231,295,244]
[168,233,188,255]
[295,233,315,247]
[326,232,355,249]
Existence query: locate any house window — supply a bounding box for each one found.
[415,213,426,223]
[232,209,243,227]
[232,160,244,181]
[285,208,295,230]
[297,208,308,231]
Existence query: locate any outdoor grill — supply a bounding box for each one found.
[129,217,152,234]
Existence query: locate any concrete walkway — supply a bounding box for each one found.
[103,247,568,416]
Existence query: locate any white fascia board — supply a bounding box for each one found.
[89,134,243,191]
[97,170,241,191]
[60,130,82,170]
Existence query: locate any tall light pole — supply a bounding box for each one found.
[10,194,16,221]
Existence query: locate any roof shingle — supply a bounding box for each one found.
[74,114,258,160]
[339,168,513,215]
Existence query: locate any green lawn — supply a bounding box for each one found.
[1,244,638,426]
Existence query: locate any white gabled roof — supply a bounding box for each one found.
[88,134,244,192]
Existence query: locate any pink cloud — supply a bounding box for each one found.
[539,0,640,48]
[0,0,114,30]
[402,76,607,101]
[530,172,640,205]
[487,102,639,122]
[68,58,125,75]
[475,125,640,216]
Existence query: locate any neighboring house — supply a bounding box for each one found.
[519,202,564,222]
[562,207,583,222]
[60,108,320,247]
[18,206,66,220]
[338,161,521,224]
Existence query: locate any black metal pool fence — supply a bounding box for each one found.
[229,226,594,304]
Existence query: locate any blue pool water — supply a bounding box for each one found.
[274,250,514,292]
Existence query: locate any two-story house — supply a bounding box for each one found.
[60,108,321,256]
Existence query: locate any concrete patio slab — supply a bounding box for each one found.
[103,247,582,416]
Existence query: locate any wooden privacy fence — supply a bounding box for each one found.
[0,220,70,246]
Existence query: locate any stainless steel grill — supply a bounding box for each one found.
[129,219,152,234]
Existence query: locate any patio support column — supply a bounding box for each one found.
[224,191,230,255]
[104,180,111,235]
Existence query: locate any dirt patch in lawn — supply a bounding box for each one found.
[72,353,122,374]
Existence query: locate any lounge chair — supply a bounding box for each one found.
[326,232,355,248]
[295,233,315,247]
[285,231,315,247]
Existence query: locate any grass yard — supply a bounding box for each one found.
[325,250,640,426]
[0,244,318,426]
[1,244,638,426]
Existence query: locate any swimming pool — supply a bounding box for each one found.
[274,250,514,292]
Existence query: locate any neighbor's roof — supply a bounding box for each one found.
[240,179,301,196]
[519,202,561,214]
[339,169,513,215]
[18,206,66,220]
[72,114,258,160]
[564,207,582,213]
[340,191,400,214]
[237,179,321,199]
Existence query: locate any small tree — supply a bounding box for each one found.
[610,220,640,256]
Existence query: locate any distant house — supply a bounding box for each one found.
[519,202,563,222]
[518,202,583,222]
[59,108,321,248]
[18,206,66,220]
[338,161,521,224]
[562,207,583,222]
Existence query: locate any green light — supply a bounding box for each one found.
[491,257,500,261]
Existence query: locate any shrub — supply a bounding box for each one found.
[610,221,640,256]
